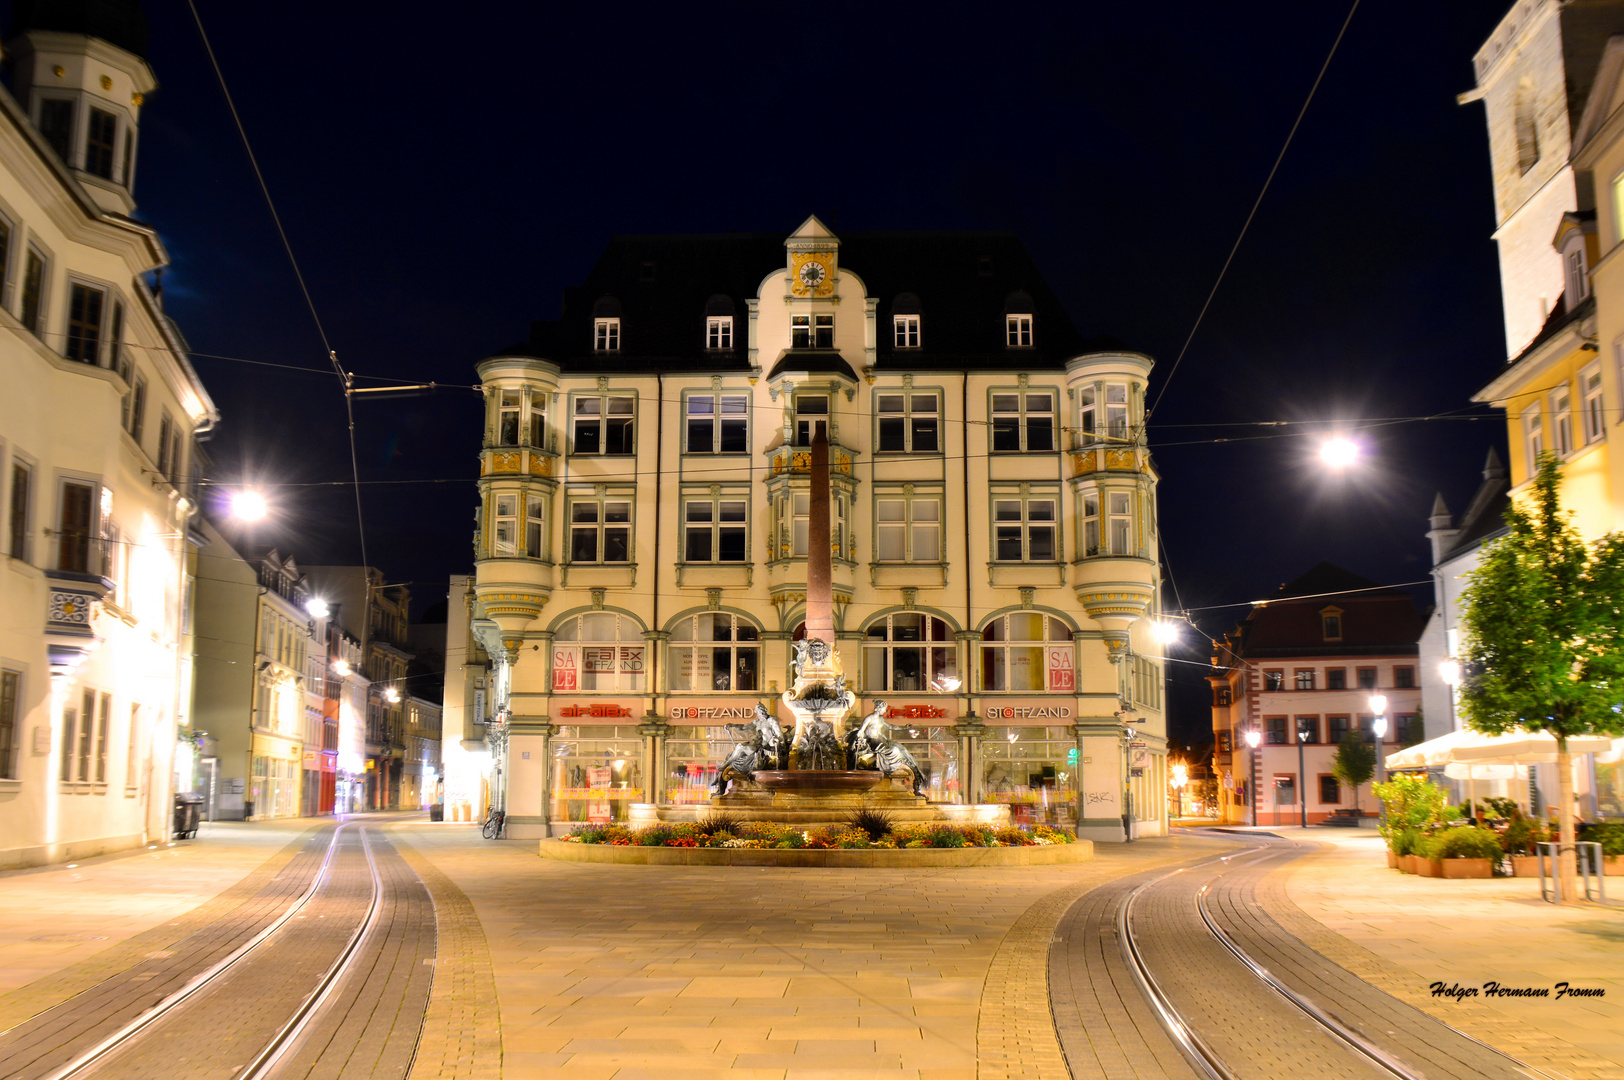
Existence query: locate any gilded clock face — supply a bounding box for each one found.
[798,261,827,289]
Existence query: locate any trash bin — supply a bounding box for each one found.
[429,803,444,822]
[173,792,204,839]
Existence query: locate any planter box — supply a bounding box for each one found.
[1440,857,1494,879]
[1398,854,1418,874]
[1419,857,1443,877]
[1605,855,1623,877]
[1511,855,1541,878]
[1387,851,1400,869]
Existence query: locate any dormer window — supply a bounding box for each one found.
[706,316,732,349]
[792,313,834,349]
[594,318,620,351]
[1565,248,1588,303]
[1006,315,1032,347]
[1320,607,1343,642]
[894,315,920,348]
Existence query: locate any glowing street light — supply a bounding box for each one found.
[1244,728,1262,827]
[1370,694,1389,826]
[230,489,269,521]
[306,597,330,618]
[332,659,351,677]
[1151,620,1181,646]
[384,687,401,704]
[1438,659,1461,687]
[1319,437,1360,469]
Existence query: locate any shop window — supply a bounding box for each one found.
[669,612,760,691]
[874,494,941,562]
[864,613,956,693]
[981,726,1077,828]
[551,728,643,823]
[979,613,1073,693]
[876,392,939,453]
[552,612,646,692]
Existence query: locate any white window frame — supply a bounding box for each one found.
[490,492,518,557]
[1005,314,1032,347]
[793,394,830,447]
[874,492,942,563]
[1081,491,1100,557]
[528,390,547,447]
[685,393,749,454]
[1524,401,1545,465]
[682,493,748,563]
[567,492,632,563]
[668,612,762,692]
[8,452,33,564]
[571,394,636,455]
[705,316,733,349]
[992,494,1058,563]
[1107,490,1134,555]
[1566,246,1589,303]
[978,613,1072,693]
[496,390,521,446]
[791,313,834,349]
[1551,385,1574,456]
[593,317,621,351]
[875,391,940,454]
[893,314,920,348]
[1582,361,1605,444]
[525,494,548,559]
[863,613,957,693]
[990,390,1057,453]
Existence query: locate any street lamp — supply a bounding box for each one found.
[230,489,269,522]
[1296,718,1312,828]
[1319,436,1360,469]
[1244,728,1261,827]
[1369,693,1388,827]
[305,597,329,619]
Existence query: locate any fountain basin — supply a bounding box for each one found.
[752,770,881,793]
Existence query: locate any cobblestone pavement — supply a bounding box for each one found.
[392,826,1236,1080]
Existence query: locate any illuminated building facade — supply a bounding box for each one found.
[0,3,219,867]
[457,217,1170,842]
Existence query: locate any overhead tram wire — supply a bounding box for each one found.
[185,0,370,574]
[1145,0,1361,423]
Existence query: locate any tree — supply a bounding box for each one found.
[1458,454,1624,903]
[1332,730,1375,813]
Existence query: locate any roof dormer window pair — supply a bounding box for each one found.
[592,294,740,352]
[886,291,1036,350]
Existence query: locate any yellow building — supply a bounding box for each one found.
[457,217,1171,843]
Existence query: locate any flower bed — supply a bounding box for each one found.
[562,818,1074,850]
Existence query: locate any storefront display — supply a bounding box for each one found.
[548,724,643,823]
[980,724,1078,828]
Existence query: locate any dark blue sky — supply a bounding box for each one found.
[27,1,1513,742]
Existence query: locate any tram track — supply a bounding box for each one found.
[0,819,434,1080]
[1103,832,1553,1080]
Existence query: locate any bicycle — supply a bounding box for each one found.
[481,805,506,839]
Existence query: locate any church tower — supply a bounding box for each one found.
[3,0,156,215]
[1461,0,1624,358]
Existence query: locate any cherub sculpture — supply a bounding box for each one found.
[850,699,927,796]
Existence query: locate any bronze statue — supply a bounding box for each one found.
[751,702,787,769]
[713,722,765,795]
[793,716,845,771]
[851,700,927,795]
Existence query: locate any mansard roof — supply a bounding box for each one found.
[488,230,1121,374]
[1230,561,1424,659]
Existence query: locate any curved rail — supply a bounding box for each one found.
[1120,832,1552,1080]
[43,821,387,1080]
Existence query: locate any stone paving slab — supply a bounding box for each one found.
[1249,827,1624,1080]
[395,826,1233,1080]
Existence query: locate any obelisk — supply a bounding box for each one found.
[806,421,834,643]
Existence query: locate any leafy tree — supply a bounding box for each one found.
[1332,730,1375,813]
[1458,454,1624,902]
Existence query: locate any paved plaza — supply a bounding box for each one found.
[0,818,1618,1079]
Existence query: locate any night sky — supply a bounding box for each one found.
[22,1,1515,745]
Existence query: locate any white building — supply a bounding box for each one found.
[458,218,1171,842]
[0,5,219,867]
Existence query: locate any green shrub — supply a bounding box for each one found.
[1374,774,1445,847]
[1434,825,1504,860]
[846,808,895,841]
[928,827,968,848]
[1579,821,1624,856]
[1500,813,1535,855]
[1484,797,1519,820]
[1390,828,1421,857]
[1439,804,1463,823]
[1413,833,1443,860]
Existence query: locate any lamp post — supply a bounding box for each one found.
[1296,718,1311,828]
[1369,694,1388,827]
[1244,728,1261,827]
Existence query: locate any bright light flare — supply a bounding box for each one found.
[1319,437,1360,469]
[1439,659,1461,686]
[332,659,351,676]
[1151,620,1181,646]
[384,687,401,703]
[306,598,330,618]
[231,490,269,521]
[1170,763,1188,788]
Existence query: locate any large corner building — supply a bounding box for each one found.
[451,217,1170,842]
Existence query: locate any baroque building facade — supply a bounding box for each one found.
[0,3,219,867]
[459,218,1169,842]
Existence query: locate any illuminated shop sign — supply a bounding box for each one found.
[984,703,1074,720]
[555,703,635,719]
[863,701,954,720]
[669,703,759,721]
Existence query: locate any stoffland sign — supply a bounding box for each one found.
[669,702,760,722]
[983,701,1075,721]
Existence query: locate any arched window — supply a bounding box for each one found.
[669,613,760,691]
[979,614,1073,692]
[864,614,957,692]
[552,613,645,692]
